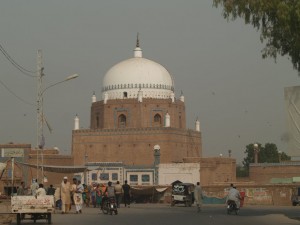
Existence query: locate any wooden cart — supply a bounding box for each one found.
[11,195,55,225]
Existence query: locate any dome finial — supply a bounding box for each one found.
[134,33,142,58]
[136,32,140,48]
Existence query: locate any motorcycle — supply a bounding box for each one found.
[102,197,118,215]
[226,200,239,215]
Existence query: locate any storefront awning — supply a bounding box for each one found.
[131,186,169,195]
[16,162,88,173]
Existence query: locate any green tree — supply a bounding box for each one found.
[242,142,291,173]
[242,143,257,170]
[213,0,300,74]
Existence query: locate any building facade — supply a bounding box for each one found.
[72,38,202,170]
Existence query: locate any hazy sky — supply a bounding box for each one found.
[0,1,299,163]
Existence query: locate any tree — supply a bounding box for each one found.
[240,142,291,177]
[213,0,300,74]
[242,142,291,174]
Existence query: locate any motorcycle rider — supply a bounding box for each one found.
[226,184,241,209]
[102,181,116,209]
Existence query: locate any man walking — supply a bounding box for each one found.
[194,182,203,212]
[60,177,71,214]
[122,180,131,208]
[74,180,84,214]
[115,181,122,208]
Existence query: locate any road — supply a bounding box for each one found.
[11,204,300,225]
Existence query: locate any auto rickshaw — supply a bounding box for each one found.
[171,182,194,207]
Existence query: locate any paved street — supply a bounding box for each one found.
[11,204,300,225]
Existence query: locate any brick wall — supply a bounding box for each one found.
[183,157,236,186]
[202,184,297,206]
[72,127,202,166]
[250,162,300,184]
[90,98,186,129]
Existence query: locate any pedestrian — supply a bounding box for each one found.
[96,184,103,208]
[36,183,46,196]
[30,179,39,196]
[194,182,204,212]
[54,187,62,210]
[74,180,84,214]
[122,180,131,208]
[90,183,97,208]
[47,184,56,195]
[17,182,26,196]
[115,181,122,208]
[83,184,90,207]
[60,176,71,214]
[71,178,77,207]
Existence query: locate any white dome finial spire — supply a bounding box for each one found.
[136,32,140,48]
[134,33,142,58]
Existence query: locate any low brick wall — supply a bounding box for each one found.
[202,184,296,206]
[161,184,297,206]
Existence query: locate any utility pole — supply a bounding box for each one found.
[36,50,44,183]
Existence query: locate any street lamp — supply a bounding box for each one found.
[278,151,282,163]
[36,73,79,183]
[253,143,259,163]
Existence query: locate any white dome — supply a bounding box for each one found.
[102,45,175,100]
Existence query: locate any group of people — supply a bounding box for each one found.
[82,180,131,209]
[60,178,132,214]
[16,178,242,214]
[60,177,84,214]
[16,179,54,197]
[16,177,132,214]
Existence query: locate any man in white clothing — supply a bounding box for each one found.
[226,185,241,209]
[194,182,203,212]
[36,183,46,196]
[74,180,84,214]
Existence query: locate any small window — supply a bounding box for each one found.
[92,173,97,181]
[123,92,128,98]
[118,114,126,128]
[100,173,109,180]
[112,173,118,181]
[154,114,162,127]
[96,116,99,128]
[142,175,150,182]
[130,175,138,182]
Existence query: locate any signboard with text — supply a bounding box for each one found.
[1,148,24,158]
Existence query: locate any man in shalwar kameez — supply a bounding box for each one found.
[74,180,84,213]
[60,177,71,214]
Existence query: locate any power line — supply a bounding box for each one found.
[0,43,37,77]
[0,78,35,106]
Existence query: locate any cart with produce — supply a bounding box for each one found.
[11,195,54,225]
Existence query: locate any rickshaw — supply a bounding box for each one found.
[171,182,194,207]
